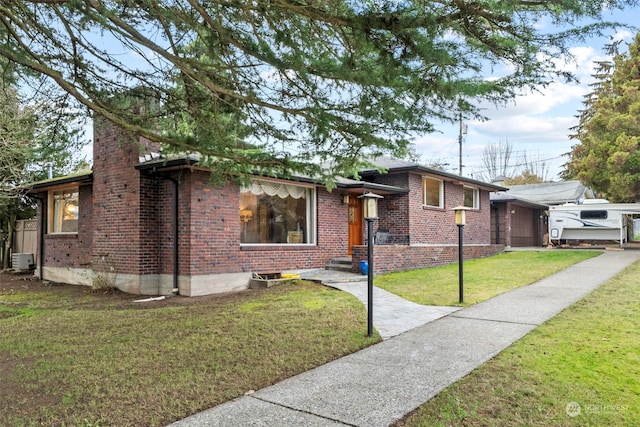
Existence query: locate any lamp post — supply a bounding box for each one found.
[359,191,383,337]
[453,206,468,304]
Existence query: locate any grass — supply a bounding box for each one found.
[0,250,607,426]
[375,250,600,306]
[394,257,640,426]
[0,280,376,427]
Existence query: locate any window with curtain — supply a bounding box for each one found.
[423,177,443,208]
[239,180,316,244]
[49,188,79,233]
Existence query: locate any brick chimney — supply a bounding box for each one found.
[91,113,161,294]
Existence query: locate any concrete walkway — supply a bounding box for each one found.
[298,268,461,340]
[324,281,460,340]
[169,250,640,427]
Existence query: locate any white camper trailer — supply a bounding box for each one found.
[548,202,640,246]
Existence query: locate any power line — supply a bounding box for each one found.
[467,154,566,176]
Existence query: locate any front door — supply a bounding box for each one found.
[347,195,363,255]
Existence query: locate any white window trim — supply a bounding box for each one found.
[240,179,317,246]
[423,177,444,208]
[48,187,80,235]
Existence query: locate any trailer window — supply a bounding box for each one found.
[580,210,607,220]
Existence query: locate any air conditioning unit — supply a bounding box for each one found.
[12,253,35,272]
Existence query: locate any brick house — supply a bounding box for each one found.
[27,118,505,296]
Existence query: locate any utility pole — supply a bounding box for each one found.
[458,113,467,176]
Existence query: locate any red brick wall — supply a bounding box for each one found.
[177,172,349,276]
[138,174,160,274]
[181,170,239,274]
[41,183,93,269]
[157,177,177,275]
[355,170,500,274]
[407,175,490,244]
[91,116,161,275]
[141,169,348,276]
[369,172,493,245]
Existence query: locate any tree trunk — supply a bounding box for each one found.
[0,220,4,268]
[3,214,16,270]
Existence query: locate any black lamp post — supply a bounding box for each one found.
[453,206,468,304]
[359,191,383,337]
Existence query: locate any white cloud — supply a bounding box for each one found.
[474,115,577,141]
[413,80,586,178]
[612,29,634,42]
[411,27,635,180]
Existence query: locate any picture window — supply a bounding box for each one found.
[240,180,316,245]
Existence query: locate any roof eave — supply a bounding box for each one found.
[135,157,199,171]
[26,172,94,193]
[360,165,506,192]
[338,181,409,195]
[493,198,548,209]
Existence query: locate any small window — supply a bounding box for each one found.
[423,177,443,208]
[50,188,79,233]
[463,187,479,209]
[580,210,607,220]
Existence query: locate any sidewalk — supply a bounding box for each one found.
[320,281,461,340]
[169,250,640,427]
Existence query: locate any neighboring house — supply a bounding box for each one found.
[489,180,596,247]
[27,117,505,296]
[496,180,596,206]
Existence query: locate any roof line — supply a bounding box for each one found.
[26,171,93,192]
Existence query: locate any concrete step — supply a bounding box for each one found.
[325,257,353,272]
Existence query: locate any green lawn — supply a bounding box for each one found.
[375,250,600,306]
[0,280,375,427]
[395,256,640,426]
[0,249,605,426]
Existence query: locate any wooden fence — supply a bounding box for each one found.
[13,219,38,261]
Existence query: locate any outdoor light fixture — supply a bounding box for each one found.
[454,206,466,226]
[453,206,469,303]
[360,192,382,220]
[358,191,383,337]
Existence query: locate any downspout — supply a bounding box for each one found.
[492,201,500,244]
[39,199,45,280]
[539,211,545,246]
[166,176,180,296]
[146,168,180,296]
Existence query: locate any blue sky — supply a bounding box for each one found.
[412,8,639,181]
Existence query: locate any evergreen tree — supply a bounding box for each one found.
[2,1,638,185]
[0,86,34,194]
[564,33,640,202]
[0,73,86,268]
